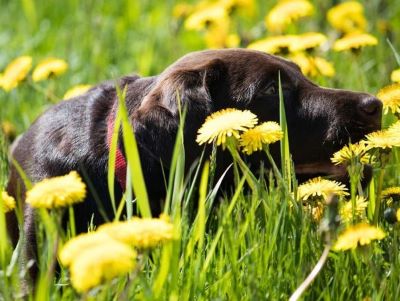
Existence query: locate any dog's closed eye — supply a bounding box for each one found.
[261,82,278,96]
[257,82,279,97]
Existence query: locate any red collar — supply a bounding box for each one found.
[106,111,127,190]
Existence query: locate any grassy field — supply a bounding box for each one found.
[1,0,400,300]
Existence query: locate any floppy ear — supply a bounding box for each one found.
[134,58,227,127]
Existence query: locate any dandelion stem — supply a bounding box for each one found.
[352,56,367,91]
[27,80,59,103]
[373,151,389,224]
[208,141,217,192]
[226,142,258,194]
[68,206,76,237]
[264,146,297,207]
[289,244,331,301]
[264,146,283,182]
[373,167,385,224]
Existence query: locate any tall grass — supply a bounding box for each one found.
[3,93,400,299]
[1,0,400,300]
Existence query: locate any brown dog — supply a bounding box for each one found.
[6,49,382,281]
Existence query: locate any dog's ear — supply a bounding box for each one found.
[134,58,227,126]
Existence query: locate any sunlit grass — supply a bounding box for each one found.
[1,0,400,300]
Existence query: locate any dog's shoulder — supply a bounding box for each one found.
[13,82,121,177]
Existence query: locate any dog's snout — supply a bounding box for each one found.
[358,96,382,117]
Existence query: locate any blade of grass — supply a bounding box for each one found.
[114,193,127,221]
[183,153,204,213]
[11,158,32,190]
[21,0,37,29]
[202,176,246,274]
[185,161,209,259]
[205,164,232,217]
[164,93,187,216]
[152,241,173,298]
[116,85,151,218]
[0,133,11,266]
[107,107,123,215]
[0,194,9,267]
[387,39,400,65]
[125,164,133,219]
[279,72,291,190]
[368,171,376,220]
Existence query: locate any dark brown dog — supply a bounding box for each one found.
[6,49,381,281]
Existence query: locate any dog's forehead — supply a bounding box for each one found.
[180,49,287,65]
[218,50,304,85]
[224,49,297,69]
[172,49,302,80]
[227,50,301,77]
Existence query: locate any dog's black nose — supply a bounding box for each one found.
[358,96,382,118]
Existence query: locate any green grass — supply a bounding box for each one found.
[1,0,400,300]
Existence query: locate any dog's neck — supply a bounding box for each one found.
[105,75,160,191]
[106,106,127,189]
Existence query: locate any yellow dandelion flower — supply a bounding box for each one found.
[172,3,193,19]
[365,128,400,149]
[289,32,327,52]
[297,177,349,201]
[196,108,258,146]
[26,171,86,208]
[220,0,255,16]
[382,186,400,200]
[381,121,400,151]
[391,69,400,83]
[1,121,17,141]
[32,57,68,82]
[221,0,252,10]
[184,3,228,30]
[239,122,283,155]
[311,202,324,222]
[247,35,296,55]
[387,120,400,133]
[265,0,314,32]
[63,84,92,100]
[333,33,378,52]
[225,33,240,48]
[70,241,136,293]
[289,54,335,78]
[397,209,400,222]
[289,53,316,77]
[339,196,368,223]
[377,83,400,114]
[331,142,372,165]
[1,191,16,213]
[0,56,32,92]
[314,57,335,77]
[327,1,367,34]
[203,18,238,49]
[248,32,326,56]
[377,19,391,35]
[333,223,385,251]
[59,232,117,267]
[98,217,175,248]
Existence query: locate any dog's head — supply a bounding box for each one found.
[135,49,382,176]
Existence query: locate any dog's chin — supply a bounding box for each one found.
[295,161,373,188]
